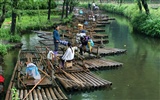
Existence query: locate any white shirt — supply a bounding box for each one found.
[47,51,54,60]
[76,33,86,43]
[62,47,78,61]
[92,3,95,7]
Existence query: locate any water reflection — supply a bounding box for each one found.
[70,14,160,100]
[2,13,160,100]
[21,33,42,50]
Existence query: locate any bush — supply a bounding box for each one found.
[0,44,8,56]
[8,34,21,43]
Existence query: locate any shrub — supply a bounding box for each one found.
[0,44,8,56]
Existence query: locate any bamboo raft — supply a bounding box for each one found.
[34,46,112,92]
[5,50,68,100]
[97,18,115,21]
[33,30,108,40]
[93,28,105,32]
[92,47,127,56]
[77,58,123,70]
[96,24,106,27]
[55,70,112,92]
[96,21,111,25]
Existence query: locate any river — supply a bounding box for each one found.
[2,13,160,100]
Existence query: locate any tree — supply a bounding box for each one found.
[137,0,149,15]
[47,0,51,20]
[61,0,66,19]
[0,1,8,28]
[61,0,79,19]
[10,0,18,34]
[69,0,79,14]
[65,0,69,18]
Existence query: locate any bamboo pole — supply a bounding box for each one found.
[53,88,63,100]
[33,89,38,100]
[45,88,53,100]
[20,89,23,100]
[28,90,32,100]
[57,87,68,100]
[49,88,58,100]
[37,89,43,100]
[56,66,84,86]
[22,75,46,100]
[41,88,48,100]
[18,77,26,88]
[24,90,28,100]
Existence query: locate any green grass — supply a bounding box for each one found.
[99,3,160,37]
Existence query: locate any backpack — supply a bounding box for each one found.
[88,39,94,47]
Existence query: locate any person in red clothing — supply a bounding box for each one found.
[0,75,4,93]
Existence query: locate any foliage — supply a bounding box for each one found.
[100,3,160,37]
[0,29,10,39]
[0,44,8,56]
[8,34,21,43]
[17,0,57,10]
[61,14,73,24]
[15,15,60,32]
[11,87,19,100]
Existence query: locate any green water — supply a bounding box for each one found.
[2,13,160,100]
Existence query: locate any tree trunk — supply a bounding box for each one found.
[137,0,149,14]
[10,11,17,35]
[61,0,66,19]
[0,3,6,28]
[65,0,69,18]
[10,0,18,34]
[47,0,51,20]
[69,1,75,14]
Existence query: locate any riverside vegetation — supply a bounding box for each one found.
[0,1,160,59]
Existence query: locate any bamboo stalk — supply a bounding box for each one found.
[22,75,46,100]
[24,90,28,100]
[41,88,48,100]
[33,89,38,100]
[37,89,43,100]
[20,89,23,100]
[57,87,68,100]
[53,88,63,100]
[45,88,53,100]
[49,87,58,100]
[19,77,26,88]
[28,90,32,100]
[60,68,84,86]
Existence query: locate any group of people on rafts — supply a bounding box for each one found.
[25,2,99,81]
[51,24,94,66]
[25,24,94,81]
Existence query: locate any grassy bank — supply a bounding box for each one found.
[0,9,73,56]
[100,3,160,38]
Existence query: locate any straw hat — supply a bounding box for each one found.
[78,24,83,27]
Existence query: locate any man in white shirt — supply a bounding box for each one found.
[61,42,78,67]
[76,30,86,43]
[92,2,96,10]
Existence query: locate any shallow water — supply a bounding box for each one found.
[2,13,160,100]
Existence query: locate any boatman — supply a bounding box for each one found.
[25,62,41,80]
